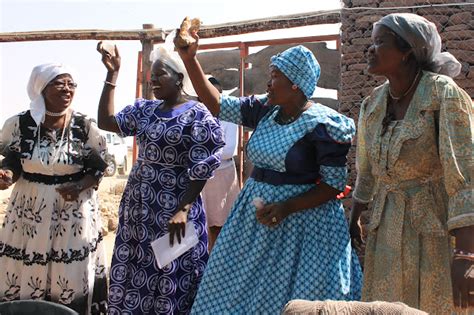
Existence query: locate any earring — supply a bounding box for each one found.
[176,81,182,86]
[291,84,298,90]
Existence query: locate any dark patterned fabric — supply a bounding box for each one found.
[109,99,224,315]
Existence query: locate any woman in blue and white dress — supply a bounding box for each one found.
[97,41,224,314]
[179,40,362,313]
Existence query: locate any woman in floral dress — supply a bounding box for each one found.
[0,63,108,314]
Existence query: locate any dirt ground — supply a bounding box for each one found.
[0,150,133,268]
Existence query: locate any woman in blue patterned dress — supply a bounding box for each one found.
[178,34,362,312]
[96,42,224,314]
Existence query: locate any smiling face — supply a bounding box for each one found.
[42,74,76,112]
[266,66,295,106]
[367,24,411,76]
[150,60,182,100]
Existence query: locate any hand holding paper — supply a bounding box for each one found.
[151,222,199,269]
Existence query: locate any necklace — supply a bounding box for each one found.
[388,70,421,100]
[45,108,68,117]
[275,101,308,125]
[36,114,69,172]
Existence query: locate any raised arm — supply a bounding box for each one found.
[97,43,121,132]
[175,31,221,116]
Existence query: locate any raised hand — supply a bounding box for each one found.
[175,30,199,62]
[97,41,121,72]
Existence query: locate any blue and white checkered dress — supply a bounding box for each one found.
[191,95,362,314]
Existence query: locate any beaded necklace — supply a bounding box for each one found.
[45,108,68,117]
[388,70,421,101]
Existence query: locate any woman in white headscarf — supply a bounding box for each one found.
[0,63,109,314]
[97,35,224,315]
[349,13,473,313]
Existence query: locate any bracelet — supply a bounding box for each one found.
[453,248,474,261]
[104,80,116,87]
[453,248,474,257]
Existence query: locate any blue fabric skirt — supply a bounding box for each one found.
[191,178,362,314]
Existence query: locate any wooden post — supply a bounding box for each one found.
[238,42,250,188]
[141,24,154,100]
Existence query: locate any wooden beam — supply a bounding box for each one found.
[197,10,341,39]
[0,9,341,43]
[0,29,165,42]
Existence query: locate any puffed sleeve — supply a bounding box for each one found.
[219,94,272,129]
[186,106,225,180]
[309,111,355,192]
[1,115,22,175]
[82,118,108,184]
[435,78,474,231]
[353,97,377,203]
[115,98,156,137]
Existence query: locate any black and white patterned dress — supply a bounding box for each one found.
[0,110,108,314]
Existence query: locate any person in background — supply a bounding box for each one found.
[178,33,362,313]
[0,63,108,314]
[200,75,240,251]
[97,38,224,314]
[349,13,474,313]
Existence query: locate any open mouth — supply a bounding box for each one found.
[152,85,161,90]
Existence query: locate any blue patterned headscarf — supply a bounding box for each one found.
[270,45,321,99]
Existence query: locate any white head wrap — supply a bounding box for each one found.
[27,63,76,126]
[149,30,197,97]
[376,13,461,78]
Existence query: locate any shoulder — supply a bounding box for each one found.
[221,94,268,107]
[193,101,219,123]
[304,103,355,143]
[3,110,35,130]
[426,71,469,100]
[362,82,388,113]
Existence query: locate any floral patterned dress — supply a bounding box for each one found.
[0,110,108,314]
[191,95,362,314]
[353,71,474,314]
[108,99,224,315]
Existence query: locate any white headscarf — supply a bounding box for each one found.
[27,63,76,126]
[376,13,461,78]
[149,30,197,97]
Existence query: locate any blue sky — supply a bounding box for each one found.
[0,0,341,127]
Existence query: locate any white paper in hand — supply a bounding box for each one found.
[150,222,199,269]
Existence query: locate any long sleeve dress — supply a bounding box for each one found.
[353,71,474,314]
[107,99,224,315]
[191,95,362,314]
[0,110,108,314]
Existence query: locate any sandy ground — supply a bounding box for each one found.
[0,151,133,269]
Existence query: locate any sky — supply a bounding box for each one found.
[0,0,342,128]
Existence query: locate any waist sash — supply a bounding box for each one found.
[23,171,85,185]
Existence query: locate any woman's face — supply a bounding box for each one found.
[42,74,76,112]
[367,24,407,76]
[150,60,181,100]
[266,66,294,106]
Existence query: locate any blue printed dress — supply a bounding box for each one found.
[191,95,362,314]
[108,99,224,315]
